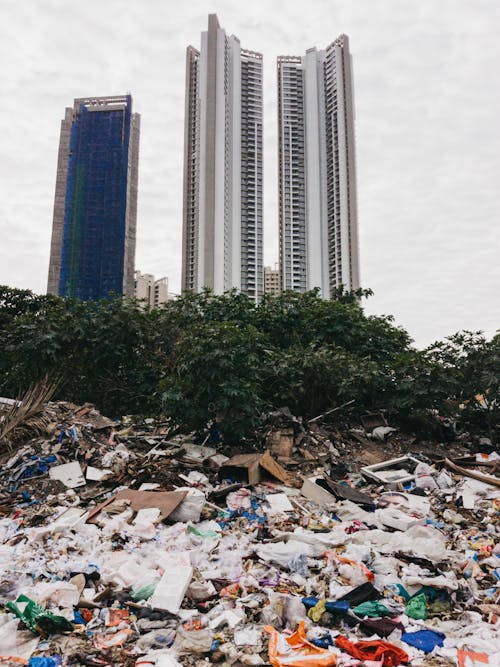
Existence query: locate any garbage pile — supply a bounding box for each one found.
[0,400,499,666]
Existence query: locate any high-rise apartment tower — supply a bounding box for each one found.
[182,14,263,301]
[47,95,140,300]
[278,36,359,297]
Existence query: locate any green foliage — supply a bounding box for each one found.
[161,321,265,441]
[0,284,497,442]
[0,285,59,329]
[0,294,168,415]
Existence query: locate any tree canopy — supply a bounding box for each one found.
[0,285,497,442]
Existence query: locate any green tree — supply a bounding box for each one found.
[161,321,266,441]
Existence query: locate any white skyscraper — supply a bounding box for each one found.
[182,14,263,301]
[278,35,360,297]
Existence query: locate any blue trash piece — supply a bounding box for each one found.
[311,635,334,648]
[73,610,86,624]
[325,600,350,614]
[28,657,61,667]
[401,629,445,653]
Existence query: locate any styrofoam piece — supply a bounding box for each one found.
[49,461,85,488]
[265,493,294,514]
[182,444,217,462]
[361,456,422,484]
[148,565,192,613]
[300,476,338,506]
[376,507,426,531]
[147,553,193,613]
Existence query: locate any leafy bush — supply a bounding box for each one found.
[0,285,497,442]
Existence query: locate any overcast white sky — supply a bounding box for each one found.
[0,0,499,347]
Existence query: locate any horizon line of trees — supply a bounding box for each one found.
[0,284,497,442]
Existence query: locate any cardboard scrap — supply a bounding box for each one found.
[86,489,187,524]
[267,428,295,458]
[301,475,339,506]
[219,450,291,485]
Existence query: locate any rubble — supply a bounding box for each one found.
[0,399,498,666]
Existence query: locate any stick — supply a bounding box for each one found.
[445,458,500,488]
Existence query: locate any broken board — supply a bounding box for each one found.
[86,489,187,524]
[219,450,291,485]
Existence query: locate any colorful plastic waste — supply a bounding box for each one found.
[266,622,337,667]
[401,629,445,653]
[6,595,73,637]
[335,636,409,667]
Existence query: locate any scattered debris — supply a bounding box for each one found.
[0,398,498,666]
[219,451,291,485]
[361,455,423,484]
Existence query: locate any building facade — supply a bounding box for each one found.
[182,14,263,301]
[47,95,140,300]
[134,271,173,308]
[264,264,281,295]
[277,36,359,298]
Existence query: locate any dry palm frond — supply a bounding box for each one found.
[0,377,59,454]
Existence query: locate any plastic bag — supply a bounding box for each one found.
[6,595,73,637]
[168,488,206,523]
[131,579,160,601]
[172,627,213,655]
[28,658,61,667]
[414,462,438,490]
[265,622,337,667]
[401,629,444,653]
[0,615,40,662]
[352,601,392,618]
[405,592,427,620]
[335,636,408,667]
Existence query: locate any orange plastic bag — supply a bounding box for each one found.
[335,636,408,666]
[265,621,336,667]
[457,649,489,667]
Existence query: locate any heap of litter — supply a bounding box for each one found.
[0,401,498,666]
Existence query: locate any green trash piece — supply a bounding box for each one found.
[427,598,452,616]
[131,579,160,601]
[406,592,427,620]
[353,601,392,618]
[6,594,74,637]
[187,525,219,539]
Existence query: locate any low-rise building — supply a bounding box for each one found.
[264,265,281,295]
[134,271,175,307]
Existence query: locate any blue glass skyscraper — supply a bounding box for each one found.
[47,95,140,300]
